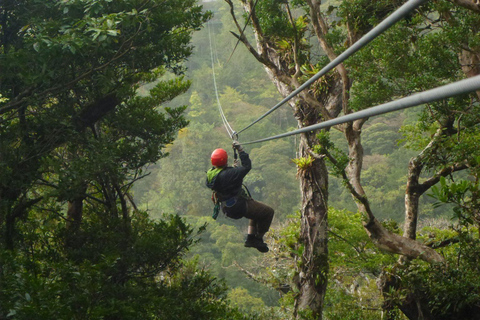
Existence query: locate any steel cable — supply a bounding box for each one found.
[242,75,480,145]
[208,23,236,139]
[236,0,428,135]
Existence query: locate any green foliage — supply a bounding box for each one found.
[0,1,263,319]
[347,18,459,111]
[355,147,416,221]
[247,140,299,215]
[228,287,266,313]
[0,212,251,320]
[329,208,396,275]
[362,122,401,155]
[0,0,211,247]
[386,229,480,320]
[239,208,395,319]
[184,216,279,313]
[337,0,400,34]
[324,208,396,319]
[291,155,314,170]
[255,0,294,40]
[325,289,380,320]
[429,175,480,226]
[314,131,349,179]
[398,120,437,151]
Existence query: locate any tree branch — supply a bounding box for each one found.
[308,148,374,220]
[224,0,263,63]
[309,148,444,264]
[446,0,480,13]
[285,2,302,79]
[74,93,120,131]
[417,161,469,195]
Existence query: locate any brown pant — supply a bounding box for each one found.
[243,199,274,237]
[223,198,274,237]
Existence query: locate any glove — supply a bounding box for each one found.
[232,141,244,152]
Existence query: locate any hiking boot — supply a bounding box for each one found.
[244,235,269,253]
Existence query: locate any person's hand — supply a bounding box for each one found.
[232,141,243,152]
[233,159,240,167]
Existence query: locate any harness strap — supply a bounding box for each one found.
[242,184,252,200]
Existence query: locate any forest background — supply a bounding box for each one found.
[134,0,474,317]
[1,0,479,319]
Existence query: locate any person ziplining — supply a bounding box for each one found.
[204,0,480,255]
[206,141,274,253]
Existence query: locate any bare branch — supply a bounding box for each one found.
[233,261,261,282]
[233,260,294,293]
[309,148,444,263]
[224,0,262,62]
[446,0,480,13]
[85,194,108,206]
[305,0,351,117]
[418,161,469,195]
[426,237,460,249]
[229,31,265,64]
[285,2,302,79]
[308,148,374,219]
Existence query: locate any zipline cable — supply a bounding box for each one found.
[241,75,480,145]
[209,23,234,137]
[236,0,428,135]
[208,23,236,139]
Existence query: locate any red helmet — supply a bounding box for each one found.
[211,148,228,167]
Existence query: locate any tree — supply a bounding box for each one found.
[0,0,209,247]
[128,16,301,313]
[0,1,258,319]
[0,210,255,319]
[225,0,479,318]
[225,0,334,316]
[346,2,480,318]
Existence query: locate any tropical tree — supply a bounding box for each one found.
[225,0,480,318]
[0,0,208,246]
[0,210,257,319]
[0,1,259,319]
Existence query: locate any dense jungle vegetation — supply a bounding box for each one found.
[1,0,479,319]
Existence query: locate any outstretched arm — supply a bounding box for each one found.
[233,141,251,173]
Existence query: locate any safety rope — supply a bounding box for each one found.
[236,0,428,135]
[208,23,236,139]
[241,75,480,145]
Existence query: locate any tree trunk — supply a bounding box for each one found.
[262,69,331,317]
[458,49,480,100]
[225,0,334,315]
[65,184,87,249]
[404,158,423,241]
[294,126,329,319]
[66,196,85,232]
